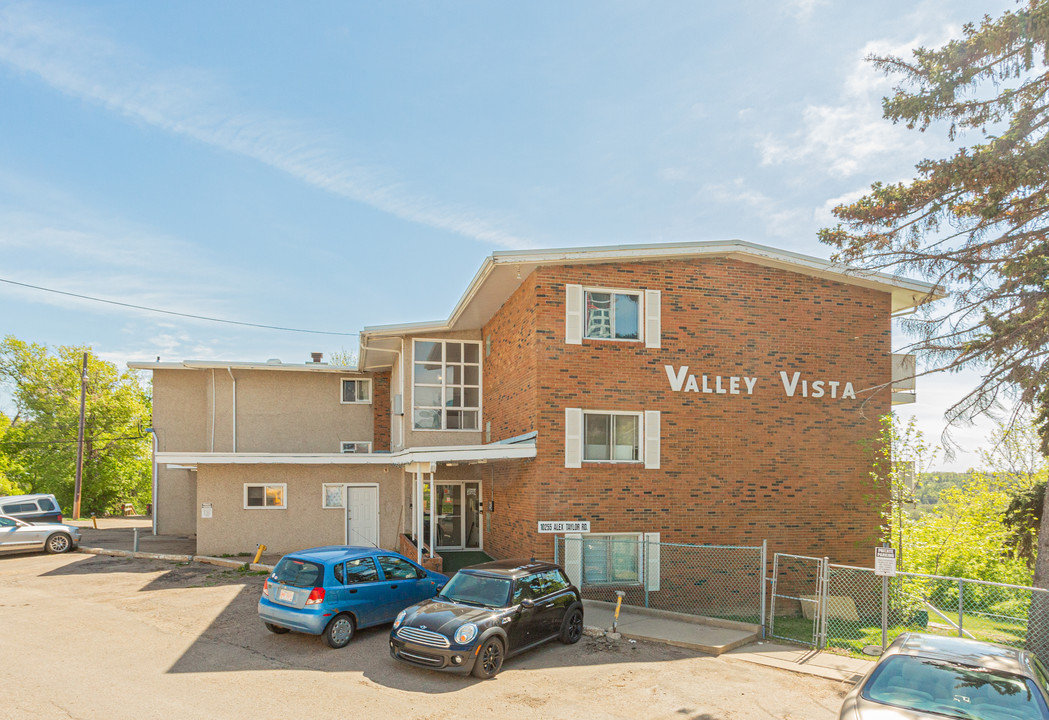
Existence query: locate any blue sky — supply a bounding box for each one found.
[0,0,1016,469]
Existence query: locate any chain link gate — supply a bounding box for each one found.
[768,553,827,646]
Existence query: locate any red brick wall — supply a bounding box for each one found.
[481,275,541,560]
[483,257,891,566]
[372,372,391,452]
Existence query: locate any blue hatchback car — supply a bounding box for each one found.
[259,546,447,648]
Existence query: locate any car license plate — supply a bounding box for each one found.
[278,588,295,603]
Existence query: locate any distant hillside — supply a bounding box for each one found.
[914,471,972,510]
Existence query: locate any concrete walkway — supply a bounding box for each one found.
[583,599,873,683]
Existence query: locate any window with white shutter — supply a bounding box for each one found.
[564,408,582,468]
[644,410,660,469]
[644,289,661,349]
[565,284,583,344]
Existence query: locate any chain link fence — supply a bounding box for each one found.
[821,565,1049,657]
[766,554,825,646]
[554,535,766,625]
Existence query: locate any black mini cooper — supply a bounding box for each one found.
[389,559,584,678]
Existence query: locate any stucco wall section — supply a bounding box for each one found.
[195,464,401,556]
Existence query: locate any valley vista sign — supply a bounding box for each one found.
[664,365,857,400]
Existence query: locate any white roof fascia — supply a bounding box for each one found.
[156,442,536,466]
[128,361,364,373]
[359,241,943,340]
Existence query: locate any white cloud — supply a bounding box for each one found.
[701,179,811,238]
[0,4,526,248]
[758,25,960,177]
[786,0,831,20]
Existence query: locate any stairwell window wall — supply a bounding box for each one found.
[412,339,482,431]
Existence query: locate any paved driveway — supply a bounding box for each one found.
[0,552,849,720]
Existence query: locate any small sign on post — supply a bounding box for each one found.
[537,521,590,533]
[875,547,897,577]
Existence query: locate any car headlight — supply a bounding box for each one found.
[393,610,407,629]
[454,623,478,645]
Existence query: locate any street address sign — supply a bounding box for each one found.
[875,547,896,577]
[538,521,590,533]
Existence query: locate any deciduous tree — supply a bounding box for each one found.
[0,336,151,515]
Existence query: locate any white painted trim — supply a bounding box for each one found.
[159,442,535,466]
[243,482,287,510]
[340,378,373,404]
[343,483,380,546]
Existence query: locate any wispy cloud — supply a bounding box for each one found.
[757,26,958,177]
[0,3,526,248]
[785,0,831,20]
[701,179,812,238]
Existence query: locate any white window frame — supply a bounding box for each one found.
[583,287,643,342]
[322,483,345,509]
[582,532,642,585]
[243,483,287,510]
[411,338,483,432]
[340,441,373,454]
[581,410,643,463]
[340,378,372,404]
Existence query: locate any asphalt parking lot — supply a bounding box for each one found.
[0,552,849,720]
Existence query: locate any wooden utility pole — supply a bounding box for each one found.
[73,352,87,519]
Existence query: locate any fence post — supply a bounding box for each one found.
[958,579,964,638]
[760,540,767,639]
[553,536,559,566]
[881,572,889,651]
[818,557,830,650]
[642,537,649,608]
[768,553,778,638]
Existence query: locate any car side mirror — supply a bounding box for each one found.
[520,598,535,609]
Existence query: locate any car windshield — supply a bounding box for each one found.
[862,655,1049,720]
[271,558,324,588]
[438,572,511,608]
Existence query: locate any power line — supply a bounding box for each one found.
[0,277,359,337]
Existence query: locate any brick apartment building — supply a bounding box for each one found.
[131,241,936,583]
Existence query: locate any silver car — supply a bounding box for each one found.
[0,514,81,554]
[840,633,1049,719]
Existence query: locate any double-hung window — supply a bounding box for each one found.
[244,483,286,509]
[584,289,640,340]
[582,533,641,584]
[412,339,481,430]
[565,284,660,348]
[341,378,371,404]
[565,408,659,469]
[583,412,640,461]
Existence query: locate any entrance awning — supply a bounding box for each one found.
[156,437,536,468]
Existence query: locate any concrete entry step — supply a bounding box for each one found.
[582,600,761,656]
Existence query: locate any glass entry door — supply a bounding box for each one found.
[424,482,482,551]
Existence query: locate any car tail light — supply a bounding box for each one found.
[262,579,270,598]
[305,587,325,606]
[56,514,63,523]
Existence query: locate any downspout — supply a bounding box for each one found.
[144,427,158,536]
[227,367,237,452]
[210,370,216,452]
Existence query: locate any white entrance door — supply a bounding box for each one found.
[346,486,379,547]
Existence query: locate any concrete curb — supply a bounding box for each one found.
[249,563,275,572]
[194,556,249,570]
[79,547,134,557]
[584,599,761,633]
[135,551,193,562]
